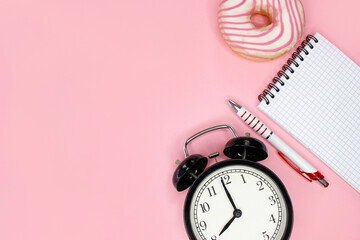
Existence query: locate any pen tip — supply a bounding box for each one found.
[319,179,329,188]
[228,99,242,112]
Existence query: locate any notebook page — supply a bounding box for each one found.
[258,33,360,192]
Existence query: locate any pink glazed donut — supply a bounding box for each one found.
[218,0,305,61]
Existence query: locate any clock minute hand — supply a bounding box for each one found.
[221,178,237,210]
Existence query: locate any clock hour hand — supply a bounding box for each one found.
[219,209,242,236]
[221,178,237,210]
[219,216,235,236]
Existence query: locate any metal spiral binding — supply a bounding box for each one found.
[257,34,319,104]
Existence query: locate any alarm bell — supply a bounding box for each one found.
[173,125,268,192]
[223,134,268,161]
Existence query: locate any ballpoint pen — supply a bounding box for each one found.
[228,100,329,187]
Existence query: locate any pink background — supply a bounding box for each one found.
[0,0,359,239]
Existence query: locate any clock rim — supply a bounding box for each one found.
[183,159,294,240]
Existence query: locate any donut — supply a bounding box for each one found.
[218,0,305,61]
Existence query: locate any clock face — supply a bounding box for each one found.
[184,160,293,240]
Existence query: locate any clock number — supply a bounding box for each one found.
[200,202,210,213]
[199,221,207,231]
[269,196,276,206]
[262,231,270,240]
[221,175,231,185]
[241,174,246,184]
[211,236,217,240]
[256,181,265,191]
[207,186,217,197]
[270,214,276,223]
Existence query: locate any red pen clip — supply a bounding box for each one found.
[278,151,312,182]
[278,151,326,183]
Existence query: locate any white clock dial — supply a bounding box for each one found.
[185,161,292,240]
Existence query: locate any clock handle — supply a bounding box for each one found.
[173,125,239,192]
[183,125,238,158]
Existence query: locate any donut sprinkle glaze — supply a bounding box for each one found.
[218,0,305,61]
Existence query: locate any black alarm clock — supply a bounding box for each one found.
[173,125,293,240]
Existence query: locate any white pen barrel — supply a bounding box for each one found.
[232,103,322,179]
[268,134,317,173]
[236,108,272,139]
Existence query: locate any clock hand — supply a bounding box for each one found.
[221,178,237,210]
[219,216,235,236]
[219,209,242,236]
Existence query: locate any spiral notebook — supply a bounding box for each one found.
[257,33,360,192]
